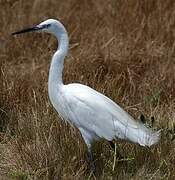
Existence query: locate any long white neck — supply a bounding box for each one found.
[48,28,69,89]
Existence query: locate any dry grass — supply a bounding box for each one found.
[0,0,175,179]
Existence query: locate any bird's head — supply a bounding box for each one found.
[12,19,66,36]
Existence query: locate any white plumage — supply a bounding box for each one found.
[12,19,160,171]
[51,83,159,148]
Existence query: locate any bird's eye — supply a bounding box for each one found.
[46,24,51,28]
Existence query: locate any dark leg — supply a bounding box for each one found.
[108,141,124,158]
[87,146,96,173]
[109,141,115,149]
[80,132,96,173]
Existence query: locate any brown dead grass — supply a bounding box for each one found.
[0,0,175,179]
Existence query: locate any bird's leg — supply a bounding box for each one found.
[108,141,124,159]
[87,146,96,173]
[109,141,115,149]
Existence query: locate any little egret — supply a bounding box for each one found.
[12,19,160,172]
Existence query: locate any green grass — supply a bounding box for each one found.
[8,169,30,180]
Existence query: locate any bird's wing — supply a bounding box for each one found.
[63,83,140,140]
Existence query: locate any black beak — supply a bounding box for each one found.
[12,25,43,35]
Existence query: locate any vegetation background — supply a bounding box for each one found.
[0,0,175,179]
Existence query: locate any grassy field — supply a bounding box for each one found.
[0,0,175,179]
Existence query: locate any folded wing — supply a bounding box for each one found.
[64,83,160,146]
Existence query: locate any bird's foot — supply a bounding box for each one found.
[89,161,96,173]
[87,148,96,174]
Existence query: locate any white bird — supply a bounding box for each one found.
[12,19,160,172]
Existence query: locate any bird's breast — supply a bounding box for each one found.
[48,85,73,123]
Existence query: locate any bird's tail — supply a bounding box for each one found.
[131,123,160,147]
[126,123,160,147]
